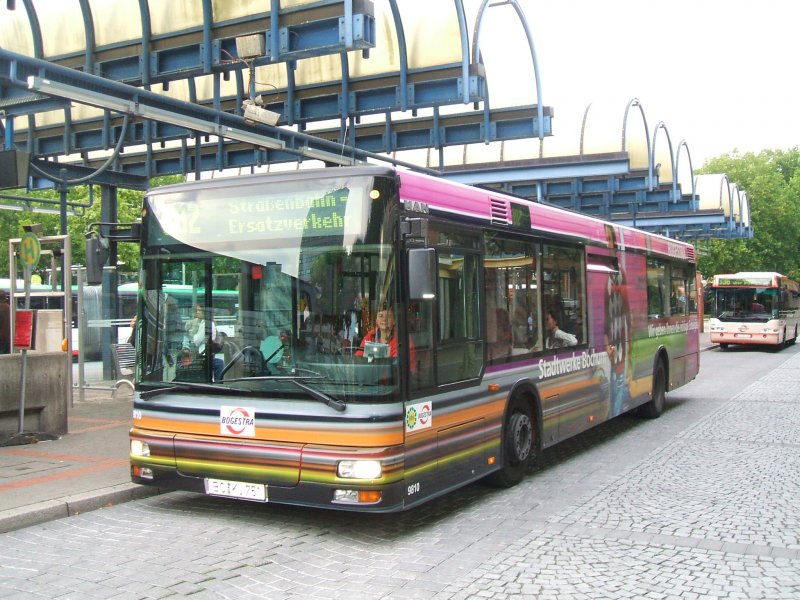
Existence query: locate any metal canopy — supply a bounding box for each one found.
[0,0,749,243]
[1,1,548,170]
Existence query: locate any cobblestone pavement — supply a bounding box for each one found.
[438,351,800,599]
[0,347,798,599]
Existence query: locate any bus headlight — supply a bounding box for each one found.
[337,460,382,479]
[130,440,150,457]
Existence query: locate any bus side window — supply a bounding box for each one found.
[647,259,669,319]
[484,233,540,363]
[436,251,481,384]
[541,243,586,345]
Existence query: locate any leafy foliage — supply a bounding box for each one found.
[696,148,800,282]
[0,175,183,280]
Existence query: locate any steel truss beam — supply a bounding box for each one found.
[442,161,752,242]
[16,1,376,84]
[0,50,551,178]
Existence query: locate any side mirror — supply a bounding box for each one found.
[408,248,436,301]
[85,236,108,285]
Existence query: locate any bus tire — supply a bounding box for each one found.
[486,396,535,488]
[776,327,787,351]
[791,325,798,345]
[640,360,666,419]
[719,343,728,349]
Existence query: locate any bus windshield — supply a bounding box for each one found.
[713,288,780,322]
[137,172,401,401]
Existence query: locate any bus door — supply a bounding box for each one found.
[403,227,486,499]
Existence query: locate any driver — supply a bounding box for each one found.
[357,308,398,356]
[356,307,416,369]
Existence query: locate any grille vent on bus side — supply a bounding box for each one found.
[490,197,510,225]
[686,247,696,261]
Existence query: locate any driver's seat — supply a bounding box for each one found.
[222,339,244,379]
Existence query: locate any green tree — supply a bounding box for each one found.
[0,175,183,281]
[696,148,800,282]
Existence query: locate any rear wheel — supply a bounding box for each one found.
[486,396,535,487]
[719,343,729,349]
[640,360,666,419]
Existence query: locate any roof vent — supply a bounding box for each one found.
[490,197,509,225]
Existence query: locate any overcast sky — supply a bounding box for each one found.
[489,0,800,167]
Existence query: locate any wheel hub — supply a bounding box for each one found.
[509,412,532,462]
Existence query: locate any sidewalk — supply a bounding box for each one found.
[0,332,718,534]
[0,382,159,533]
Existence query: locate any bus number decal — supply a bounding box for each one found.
[407,482,421,496]
[132,409,143,421]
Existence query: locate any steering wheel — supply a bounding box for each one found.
[219,345,264,379]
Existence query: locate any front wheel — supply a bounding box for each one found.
[639,360,666,419]
[485,397,536,487]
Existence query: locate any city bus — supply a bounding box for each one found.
[707,272,799,349]
[129,165,700,512]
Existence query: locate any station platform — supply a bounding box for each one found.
[0,331,716,534]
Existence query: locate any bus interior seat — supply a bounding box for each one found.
[261,336,284,362]
[489,308,512,361]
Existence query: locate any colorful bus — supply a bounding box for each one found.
[707,272,799,349]
[129,166,700,511]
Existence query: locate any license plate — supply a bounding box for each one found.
[204,478,267,502]
[734,333,751,338]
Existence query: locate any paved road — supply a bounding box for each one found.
[1,344,799,599]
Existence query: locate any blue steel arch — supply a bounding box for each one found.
[387,0,409,111]
[77,0,95,74]
[675,139,697,210]
[137,0,152,85]
[19,0,43,59]
[651,121,676,199]
[454,0,470,104]
[472,0,544,140]
[622,98,651,168]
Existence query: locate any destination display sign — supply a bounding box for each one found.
[716,276,773,287]
[153,187,355,244]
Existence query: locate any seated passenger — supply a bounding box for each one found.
[183,304,223,380]
[545,310,577,349]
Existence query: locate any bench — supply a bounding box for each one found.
[111,342,136,399]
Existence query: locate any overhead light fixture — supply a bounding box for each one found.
[27,76,286,151]
[302,146,357,166]
[27,76,132,113]
[221,127,285,150]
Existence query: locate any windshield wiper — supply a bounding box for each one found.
[217,375,346,412]
[139,381,254,400]
[291,380,346,412]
